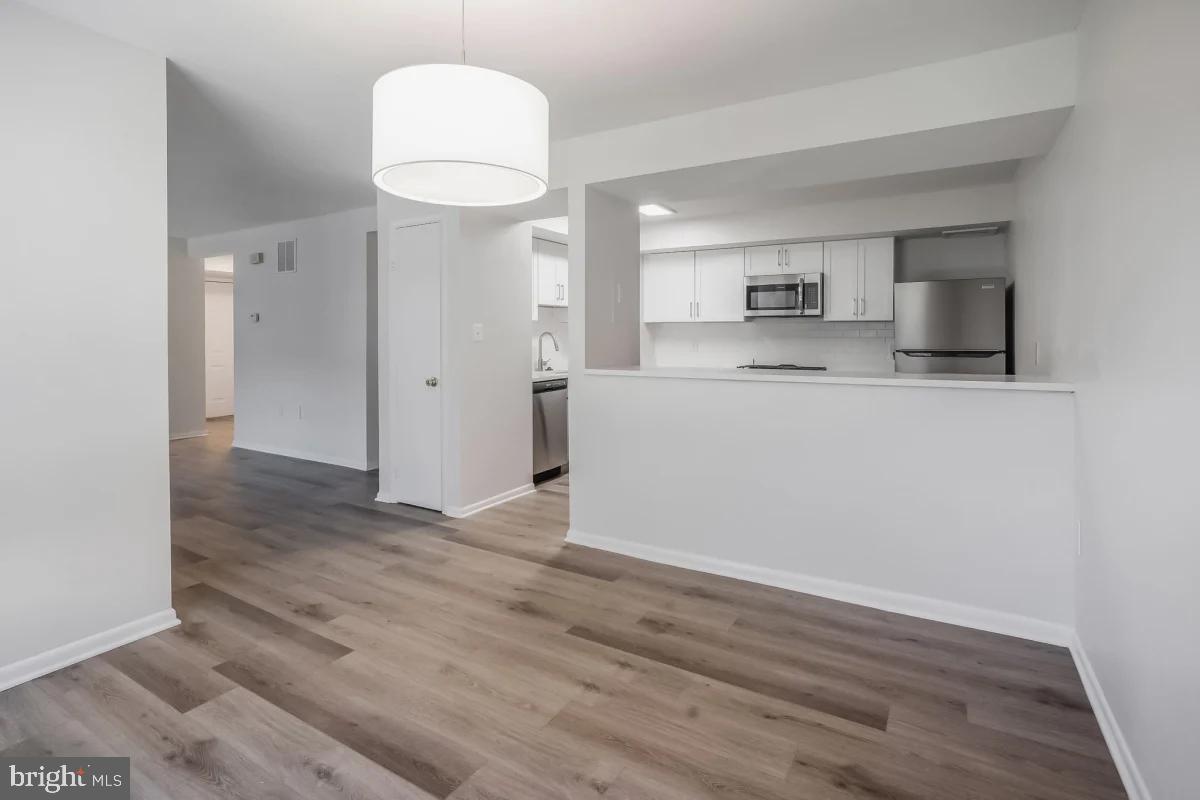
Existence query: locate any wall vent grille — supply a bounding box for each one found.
[276,239,297,273]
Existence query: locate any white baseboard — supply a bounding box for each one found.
[0,609,180,693]
[444,483,536,519]
[169,430,208,441]
[565,529,1073,647]
[232,440,374,471]
[1069,633,1150,800]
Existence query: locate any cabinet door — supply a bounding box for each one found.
[642,251,696,323]
[744,244,786,276]
[782,241,823,274]
[695,248,746,322]
[535,239,560,306]
[857,237,894,321]
[538,239,568,307]
[823,240,860,321]
[551,244,569,306]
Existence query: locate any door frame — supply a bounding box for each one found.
[376,215,447,511]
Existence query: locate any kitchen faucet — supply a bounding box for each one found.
[537,331,559,372]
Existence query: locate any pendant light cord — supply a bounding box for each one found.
[461,0,466,65]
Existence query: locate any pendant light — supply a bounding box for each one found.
[371,0,549,206]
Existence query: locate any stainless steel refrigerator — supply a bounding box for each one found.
[894,278,1007,374]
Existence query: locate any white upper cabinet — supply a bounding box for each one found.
[535,238,568,307]
[745,244,786,276]
[857,236,894,321]
[744,241,823,276]
[695,248,746,322]
[642,251,696,323]
[822,237,895,321]
[823,240,861,321]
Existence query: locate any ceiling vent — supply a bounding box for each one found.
[276,239,297,273]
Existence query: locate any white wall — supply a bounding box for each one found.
[571,186,641,370]
[569,375,1076,642]
[189,207,378,470]
[1010,2,1200,796]
[553,35,1076,188]
[447,213,535,513]
[639,183,1014,253]
[0,0,175,687]
[645,321,895,373]
[168,236,207,438]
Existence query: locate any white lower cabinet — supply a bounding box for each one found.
[822,237,895,322]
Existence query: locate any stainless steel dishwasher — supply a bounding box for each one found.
[532,377,568,476]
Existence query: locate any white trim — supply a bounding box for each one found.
[565,528,1072,646]
[169,430,208,441]
[443,483,536,519]
[0,609,180,693]
[1069,633,1150,800]
[232,440,374,471]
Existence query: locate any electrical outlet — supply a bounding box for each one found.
[472,323,484,342]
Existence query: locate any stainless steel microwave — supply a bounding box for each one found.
[744,272,823,318]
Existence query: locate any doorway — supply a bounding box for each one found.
[203,255,235,420]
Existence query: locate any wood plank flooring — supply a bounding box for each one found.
[0,418,1126,799]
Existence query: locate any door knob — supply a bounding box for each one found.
[425,377,439,387]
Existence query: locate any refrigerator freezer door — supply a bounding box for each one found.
[894,278,1006,352]
[894,352,1006,375]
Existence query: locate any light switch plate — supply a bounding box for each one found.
[472,323,484,342]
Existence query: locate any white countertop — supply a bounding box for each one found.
[583,366,1074,392]
[533,370,569,382]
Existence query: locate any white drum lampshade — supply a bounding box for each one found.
[372,64,549,206]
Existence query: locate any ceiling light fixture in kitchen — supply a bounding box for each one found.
[371,0,548,206]
[638,203,676,217]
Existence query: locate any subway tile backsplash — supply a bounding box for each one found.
[643,319,896,372]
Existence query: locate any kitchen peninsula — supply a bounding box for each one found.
[567,362,1078,645]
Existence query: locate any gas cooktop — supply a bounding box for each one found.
[736,363,828,371]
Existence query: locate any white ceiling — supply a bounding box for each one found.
[23,0,1084,237]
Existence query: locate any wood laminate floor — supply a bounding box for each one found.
[0,418,1126,799]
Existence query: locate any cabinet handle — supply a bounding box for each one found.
[697,301,701,319]
[852,298,857,317]
[859,297,866,315]
[777,249,781,267]
[785,249,790,268]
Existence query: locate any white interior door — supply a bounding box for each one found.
[204,279,234,418]
[388,221,442,511]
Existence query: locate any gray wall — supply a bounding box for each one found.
[896,232,1009,283]
[1011,1,1200,796]
[0,1,173,682]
